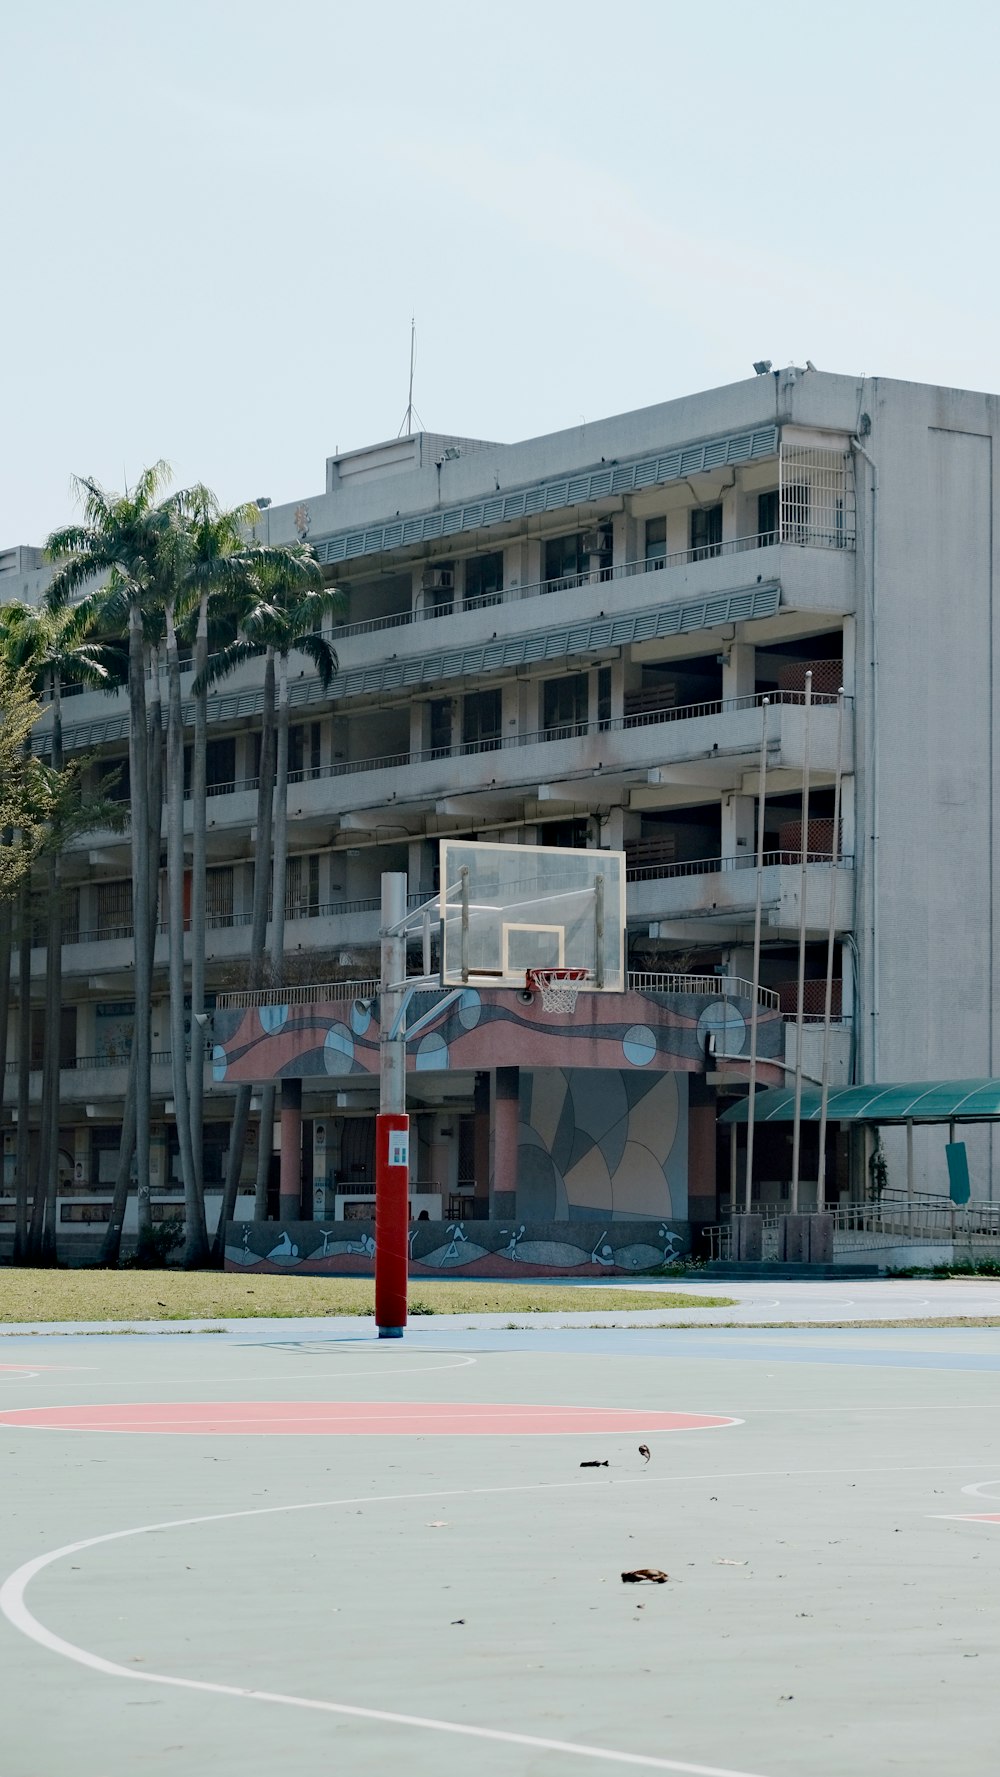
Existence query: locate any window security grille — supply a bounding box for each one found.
[779,446,855,548]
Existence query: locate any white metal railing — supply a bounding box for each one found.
[707,1192,1000,1261]
[627,850,854,884]
[833,1188,1000,1245]
[214,970,778,1012]
[319,525,854,644]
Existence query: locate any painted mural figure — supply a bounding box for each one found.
[443,1223,469,1261]
[590,1231,614,1267]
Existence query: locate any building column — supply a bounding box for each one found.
[491,1067,519,1218]
[721,793,754,862]
[473,1072,490,1213]
[722,639,755,702]
[279,1079,303,1223]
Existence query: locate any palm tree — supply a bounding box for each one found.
[0,597,112,1260]
[47,466,177,1264]
[198,556,342,1255]
[169,493,272,1264]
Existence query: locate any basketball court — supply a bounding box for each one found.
[3,1317,1000,1777]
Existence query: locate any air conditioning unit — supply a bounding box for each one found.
[423,568,454,592]
[581,528,610,555]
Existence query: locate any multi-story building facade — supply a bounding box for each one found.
[3,364,998,1253]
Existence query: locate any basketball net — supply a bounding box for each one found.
[526,968,589,1014]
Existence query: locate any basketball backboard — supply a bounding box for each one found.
[438,840,626,991]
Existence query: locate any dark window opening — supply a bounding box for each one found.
[597,666,612,732]
[757,490,778,546]
[644,515,667,569]
[539,818,590,849]
[288,722,322,780]
[428,699,452,759]
[544,524,612,589]
[462,688,502,753]
[543,672,588,739]
[464,551,504,607]
[690,504,723,560]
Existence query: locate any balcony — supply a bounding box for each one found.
[627,851,856,942]
[328,528,855,656]
[3,1051,179,1105]
[43,531,858,770]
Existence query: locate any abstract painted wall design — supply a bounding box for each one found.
[213,986,782,1085]
[518,1068,687,1222]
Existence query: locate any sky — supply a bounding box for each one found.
[3,0,999,547]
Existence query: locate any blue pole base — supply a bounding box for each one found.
[378,1326,405,1339]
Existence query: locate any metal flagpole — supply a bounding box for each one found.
[817,687,845,1210]
[790,670,813,1213]
[744,697,770,1213]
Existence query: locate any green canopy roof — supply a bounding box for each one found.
[719,1080,1000,1126]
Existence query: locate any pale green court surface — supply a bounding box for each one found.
[2,1322,1000,1777]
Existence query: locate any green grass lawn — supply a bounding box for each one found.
[0,1271,734,1323]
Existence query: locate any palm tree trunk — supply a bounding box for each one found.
[165,603,203,1266]
[213,650,276,1256]
[14,879,32,1262]
[98,1043,137,1265]
[189,592,208,1254]
[253,650,291,1220]
[0,841,13,1161]
[127,604,154,1261]
[38,671,65,1263]
[98,674,162,1271]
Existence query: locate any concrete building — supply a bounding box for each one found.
[3,364,998,1257]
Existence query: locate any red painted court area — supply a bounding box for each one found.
[0,1400,739,1437]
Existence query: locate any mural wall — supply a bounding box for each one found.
[224,1216,688,1279]
[213,985,782,1086]
[518,1069,687,1222]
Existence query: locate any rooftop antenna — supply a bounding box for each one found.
[398,316,425,437]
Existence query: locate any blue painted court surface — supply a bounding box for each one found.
[2,1317,1000,1777]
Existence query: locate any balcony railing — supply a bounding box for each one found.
[626,850,855,884]
[320,527,853,644]
[216,970,779,1012]
[150,687,849,814]
[4,1049,178,1078]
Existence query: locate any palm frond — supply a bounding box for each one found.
[287,631,339,690]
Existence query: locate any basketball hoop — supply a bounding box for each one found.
[525,967,589,1014]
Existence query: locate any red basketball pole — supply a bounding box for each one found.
[375,1112,409,1335]
[376,874,409,1337]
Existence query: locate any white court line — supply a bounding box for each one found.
[961,1478,1000,1499]
[4,1458,999,1777]
[0,1354,480,1391]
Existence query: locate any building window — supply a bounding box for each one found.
[757,490,778,546]
[597,667,612,732]
[288,722,322,780]
[97,757,130,804]
[96,879,134,939]
[645,516,667,570]
[539,818,590,849]
[690,504,723,560]
[462,688,502,753]
[543,525,612,589]
[206,866,235,928]
[282,854,321,921]
[543,672,588,740]
[428,699,452,759]
[464,551,504,607]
